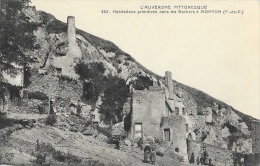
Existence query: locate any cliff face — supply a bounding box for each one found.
[20,6,257,154]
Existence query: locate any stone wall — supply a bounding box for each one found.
[25,71,82,112]
[191,115,206,141]
[160,116,188,162]
[244,153,260,166]
[251,120,260,153]
[174,84,198,115]
[187,140,234,166]
[183,115,196,140]
[131,89,165,139]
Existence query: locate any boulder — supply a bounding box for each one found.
[124,139,131,146]
[176,92,183,98]
[13,124,24,130]
[111,122,125,137]
[96,134,107,142]
[82,128,94,136]
[144,136,155,144]
[25,125,32,130]
[69,126,78,132]
[156,147,166,156]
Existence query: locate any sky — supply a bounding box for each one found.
[30,0,259,119]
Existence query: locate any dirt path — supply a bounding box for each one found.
[1,124,199,166]
[6,113,48,120]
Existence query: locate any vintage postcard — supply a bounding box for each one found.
[0,0,259,165]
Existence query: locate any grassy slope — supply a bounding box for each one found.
[39,10,258,129]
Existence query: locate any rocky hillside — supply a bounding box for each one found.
[24,5,258,150]
[1,3,258,165]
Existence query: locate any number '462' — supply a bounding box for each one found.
[102,10,109,13]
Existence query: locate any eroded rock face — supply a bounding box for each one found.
[221,126,231,138]
[9,5,255,159]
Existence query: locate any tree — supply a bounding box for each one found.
[74,62,106,102]
[99,78,130,124]
[0,0,39,81]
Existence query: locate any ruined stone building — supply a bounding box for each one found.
[130,71,189,162]
[251,119,260,153]
[42,16,81,78]
[127,70,254,166]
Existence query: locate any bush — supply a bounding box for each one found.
[75,62,106,102]
[130,76,153,90]
[99,78,130,124]
[34,140,82,164]
[46,115,57,126]
[36,139,56,154]
[0,112,16,129]
[96,126,112,138]
[66,152,82,164]
[36,152,47,164]
[58,75,75,82]
[27,91,48,100]
[53,150,66,162]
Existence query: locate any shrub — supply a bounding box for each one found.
[0,112,16,129]
[53,150,66,162]
[35,139,56,154]
[36,152,47,164]
[96,126,112,138]
[130,76,153,90]
[117,68,122,73]
[27,91,48,100]
[99,78,130,124]
[124,61,130,66]
[58,75,75,82]
[34,140,82,164]
[66,152,82,164]
[154,137,162,144]
[75,62,106,102]
[46,115,57,126]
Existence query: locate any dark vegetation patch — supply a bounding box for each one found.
[227,132,249,150]
[75,61,130,124]
[0,83,22,101]
[130,75,153,90]
[34,139,82,165]
[0,112,15,129]
[24,90,48,100]
[57,75,76,83]
[124,110,132,133]
[96,126,112,138]
[222,122,238,134]
[99,78,129,124]
[24,66,31,87]
[75,61,106,102]
[45,114,57,126]
[197,107,204,115]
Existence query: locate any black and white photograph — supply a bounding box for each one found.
[0,0,259,165]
